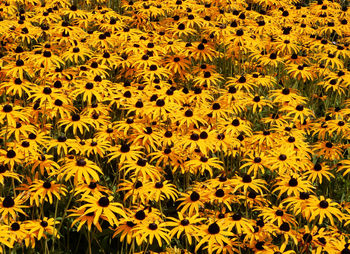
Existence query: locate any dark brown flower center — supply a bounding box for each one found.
[98,197,110,207]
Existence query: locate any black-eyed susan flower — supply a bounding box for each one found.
[80,195,126,226]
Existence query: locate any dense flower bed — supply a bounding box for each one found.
[0,0,349,253]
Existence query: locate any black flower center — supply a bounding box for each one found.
[72,114,80,121]
[164,131,172,138]
[279,222,290,231]
[43,181,51,189]
[296,105,304,111]
[200,131,208,139]
[212,103,220,110]
[185,110,193,117]
[303,233,313,243]
[300,192,310,200]
[279,154,287,161]
[54,99,63,106]
[156,99,165,107]
[228,86,237,93]
[2,196,14,208]
[275,210,284,216]
[40,221,48,227]
[232,119,240,126]
[256,241,265,250]
[253,96,260,102]
[242,174,252,183]
[325,142,333,148]
[282,88,290,95]
[98,197,110,207]
[135,210,146,220]
[197,43,204,50]
[270,53,277,59]
[88,182,97,189]
[319,200,329,208]
[121,144,130,153]
[85,83,94,89]
[288,137,295,143]
[254,157,262,163]
[314,163,322,171]
[190,191,200,201]
[150,65,157,71]
[204,72,211,78]
[215,189,225,197]
[76,159,86,167]
[238,76,246,83]
[127,221,136,228]
[236,29,244,36]
[135,101,143,108]
[3,105,12,113]
[148,223,158,230]
[208,222,220,234]
[190,133,199,141]
[16,60,24,66]
[7,150,16,158]
[137,159,147,167]
[11,222,20,231]
[57,136,67,142]
[21,141,29,147]
[232,213,242,221]
[181,219,189,226]
[177,23,185,30]
[135,181,143,189]
[288,177,298,186]
[43,51,51,57]
[155,182,163,188]
[200,157,208,162]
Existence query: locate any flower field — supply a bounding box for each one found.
[0,0,350,253]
